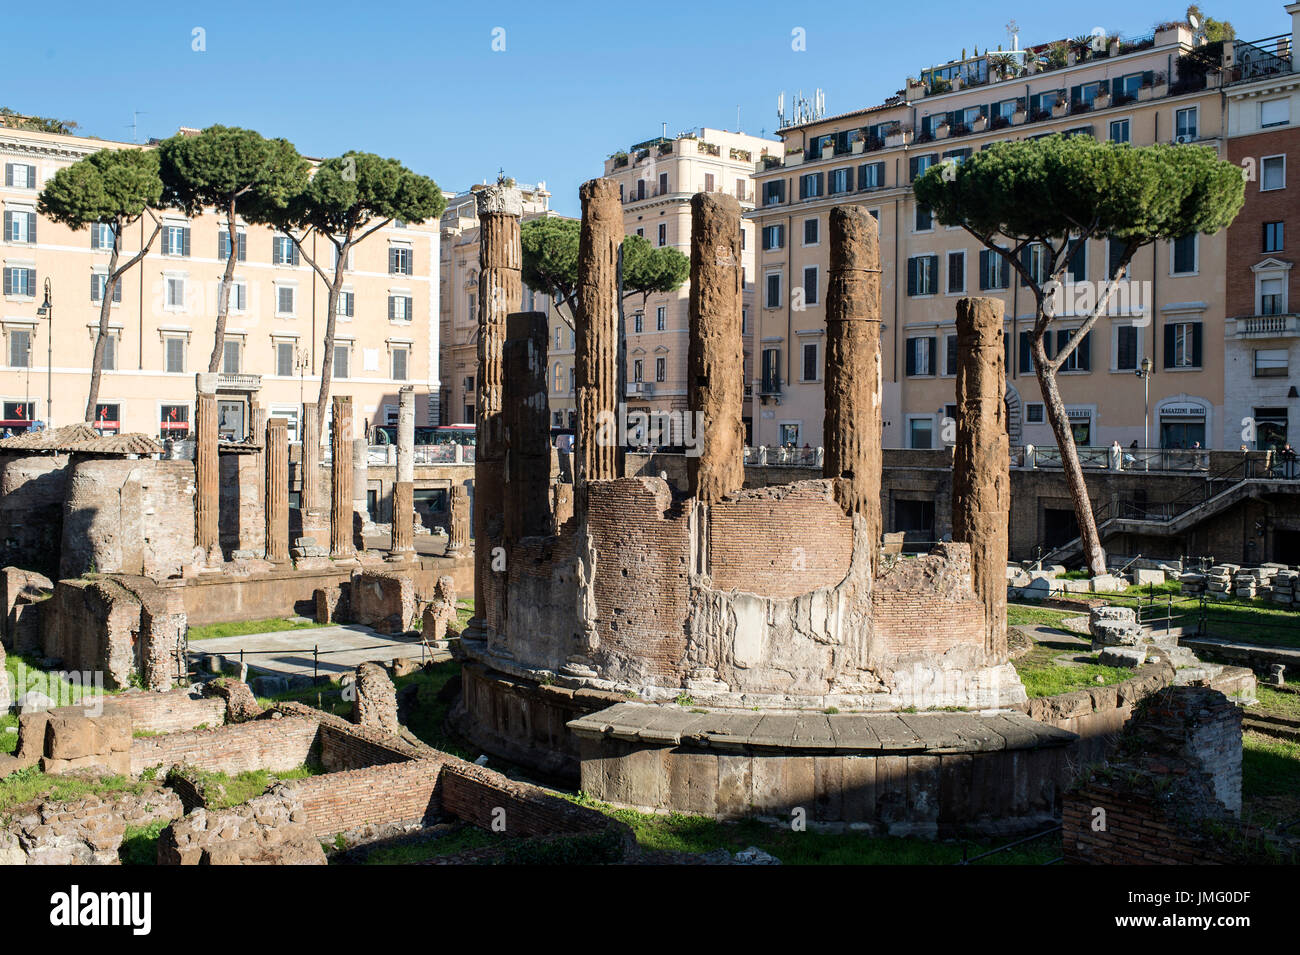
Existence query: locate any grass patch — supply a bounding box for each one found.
[1256,686,1300,720]
[1015,661,1133,698]
[187,617,325,642]
[569,795,1057,864]
[359,824,500,864]
[396,661,468,757]
[170,764,322,810]
[0,766,146,821]
[0,714,17,755]
[1242,733,1300,829]
[255,679,353,718]
[1007,604,1073,628]
[4,653,106,707]
[120,821,167,866]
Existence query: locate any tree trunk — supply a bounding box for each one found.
[314,244,348,435]
[1031,329,1107,575]
[207,200,239,373]
[84,224,122,422]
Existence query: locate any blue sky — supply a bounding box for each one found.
[4,1,1282,217]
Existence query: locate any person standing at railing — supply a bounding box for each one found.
[1281,443,1297,480]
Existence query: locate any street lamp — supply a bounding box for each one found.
[1135,355,1154,467]
[34,278,52,431]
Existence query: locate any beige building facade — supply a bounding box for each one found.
[0,126,440,442]
[603,127,778,443]
[748,19,1244,452]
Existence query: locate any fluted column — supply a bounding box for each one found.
[447,484,469,555]
[503,311,551,540]
[576,178,621,485]
[391,385,415,558]
[265,417,289,563]
[301,401,322,540]
[330,395,355,558]
[194,375,220,564]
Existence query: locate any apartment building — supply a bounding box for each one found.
[1224,14,1300,452]
[602,127,778,442]
[748,17,1258,452]
[436,182,564,427]
[0,125,440,442]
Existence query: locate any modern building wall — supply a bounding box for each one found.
[0,126,440,441]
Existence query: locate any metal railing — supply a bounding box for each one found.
[954,825,1062,865]
[743,445,824,467]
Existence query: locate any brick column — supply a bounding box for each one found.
[503,311,551,540]
[265,417,289,563]
[330,395,355,559]
[194,375,220,564]
[391,385,415,558]
[952,296,1010,661]
[824,206,884,568]
[687,192,745,503]
[447,484,469,555]
[301,401,322,540]
[472,182,522,636]
[576,178,621,485]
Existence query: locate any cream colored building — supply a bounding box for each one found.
[0,126,441,442]
[436,182,565,427]
[749,20,1238,451]
[602,127,779,443]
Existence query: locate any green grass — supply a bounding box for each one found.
[1242,733,1300,829]
[187,617,325,642]
[256,679,353,718]
[395,661,469,757]
[0,766,147,821]
[1256,686,1300,721]
[568,795,1058,864]
[170,764,322,810]
[0,714,17,755]
[1007,604,1074,628]
[120,821,167,866]
[4,653,106,708]
[359,824,500,863]
[1015,660,1134,698]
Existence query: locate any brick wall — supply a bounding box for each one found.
[872,543,986,657]
[41,577,139,688]
[287,760,443,837]
[219,453,264,557]
[110,689,226,736]
[129,715,319,776]
[0,454,66,576]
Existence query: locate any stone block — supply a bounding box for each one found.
[1099,646,1147,668]
[1131,568,1165,587]
[1090,574,1125,593]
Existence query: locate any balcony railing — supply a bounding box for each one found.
[216,373,262,392]
[1234,313,1299,337]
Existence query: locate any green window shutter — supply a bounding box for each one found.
[906,339,917,376]
[1191,323,1203,367]
[1163,324,1176,368]
[1019,246,1032,287]
[946,335,958,375]
[1019,331,1033,374]
[907,258,918,296]
[1078,331,1091,370]
[182,227,191,257]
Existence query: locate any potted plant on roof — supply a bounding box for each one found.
[1094,84,1112,109]
[1152,70,1169,98]
[988,52,1017,81]
[1068,35,1093,65]
[1051,93,1069,118]
[972,111,989,132]
[821,139,835,160]
[934,117,951,139]
[1108,35,1121,57]
[850,130,866,154]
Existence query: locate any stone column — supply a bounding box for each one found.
[575,178,621,485]
[447,484,469,555]
[194,374,220,564]
[687,192,745,503]
[390,385,415,558]
[265,418,289,563]
[330,395,355,559]
[250,404,268,510]
[352,436,369,535]
[301,401,322,540]
[952,296,1010,661]
[503,311,551,540]
[824,206,884,566]
[472,182,522,635]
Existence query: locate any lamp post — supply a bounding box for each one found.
[295,346,311,441]
[35,278,52,430]
[1136,355,1153,469]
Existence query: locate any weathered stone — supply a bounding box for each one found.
[350,570,415,633]
[686,192,745,504]
[575,178,620,486]
[194,383,221,564]
[330,395,355,558]
[421,575,458,643]
[390,385,416,558]
[447,484,470,555]
[353,662,400,735]
[1099,646,1148,668]
[951,296,1010,662]
[265,417,290,563]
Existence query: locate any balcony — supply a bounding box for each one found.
[626,381,654,397]
[1232,313,1300,338]
[217,373,262,393]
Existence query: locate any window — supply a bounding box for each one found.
[1255,348,1288,378]
[978,249,1009,290]
[1174,107,1198,141]
[906,255,938,296]
[4,163,36,189]
[657,223,666,247]
[655,357,666,382]
[798,172,823,199]
[763,180,786,205]
[633,312,643,333]
[659,172,669,194]
[228,280,247,311]
[218,231,246,261]
[1108,238,1129,279]
[765,271,782,309]
[1026,403,1045,423]
[1018,331,1035,374]
[1260,276,1286,315]
[656,306,666,331]
[271,236,297,266]
[704,173,715,193]
[388,294,412,322]
[1261,98,1290,128]
[1163,321,1202,369]
[802,266,819,306]
[220,339,240,374]
[1109,119,1130,144]
[92,403,120,433]
[915,204,932,231]
[391,347,409,381]
[8,329,30,367]
[944,334,958,376]
[1056,328,1091,372]
[165,337,185,373]
[908,153,936,182]
[4,209,36,244]
[1264,222,1284,253]
[829,167,853,194]
[90,273,121,304]
[165,276,185,309]
[761,348,781,392]
[858,162,884,190]
[389,245,413,275]
[161,224,190,257]
[1262,156,1286,191]
[908,417,933,449]
[272,341,293,377]
[905,335,936,376]
[336,290,355,318]
[947,251,965,294]
[333,344,350,379]
[801,341,818,381]
[1020,243,1051,286]
[762,224,784,250]
[632,359,643,382]
[91,222,115,250]
[3,266,35,297]
[159,404,189,439]
[1116,325,1139,371]
[1171,234,1197,275]
[277,286,295,315]
[803,218,819,245]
